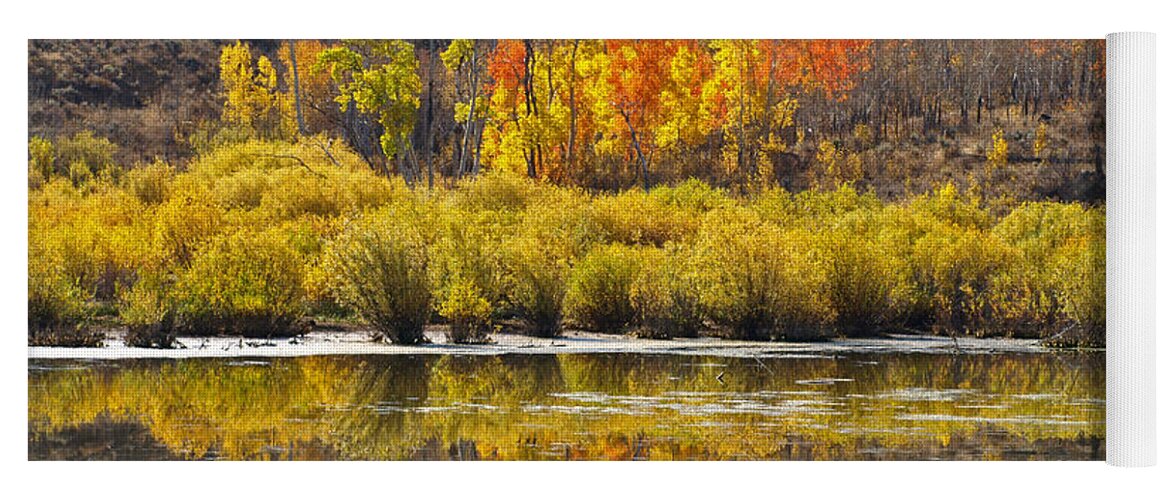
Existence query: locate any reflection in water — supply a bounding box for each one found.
[28,352,1104,460]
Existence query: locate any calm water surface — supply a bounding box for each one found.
[28,352,1104,460]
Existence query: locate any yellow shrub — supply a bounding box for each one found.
[429,205,510,342]
[791,184,883,227]
[990,202,1096,336]
[124,160,173,205]
[629,244,703,339]
[1041,206,1106,345]
[820,218,904,337]
[436,277,494,343]
[692,208,832,340]
[260,168,348,218]
[909,182,991,229]
[986,128,1008,171]
[493,187,600,337]
[910,225,1016,336]
[1033,123,1048,160]
[323,206,432,344]
[453,168,538,212]
[119,271,177,348]
[815,140,861,187]
[648,179,732,213]
[28,260,88,337]
[23,136,1107,346]
[1056,223,1105,344]
[53,131,124,187]
[30,188,151,303]
[68,161,92,187]
[173,228,307,337]
[500,232,570,337]
[153,192,226,266]
[590,190,698,246]
[519,187,600,260]
[564,243,649,333]
[213,168,270,210]
[29,136,55,187]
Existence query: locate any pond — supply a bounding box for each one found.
[28,352,1104,460]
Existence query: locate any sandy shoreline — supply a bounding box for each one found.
[27,328,1071,360]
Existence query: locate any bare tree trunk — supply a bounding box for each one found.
[523,40,538,178]
[423,40,436,189]
[473,119,484,175]
[288,41,305,135]
[458,46,480,179]
[566,40,579,176]
[619,108,650,192]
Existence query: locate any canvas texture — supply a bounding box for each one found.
[28,39,1106,460]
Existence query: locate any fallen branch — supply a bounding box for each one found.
[307,136,341,167]
[261,154,327,178]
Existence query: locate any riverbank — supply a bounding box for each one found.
[28,327,1073,360]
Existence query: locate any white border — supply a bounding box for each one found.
[1107,32,1157,467]
[5,2,1170,499]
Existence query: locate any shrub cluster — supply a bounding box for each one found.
[28,138,1107,347]
[323,206,431,344]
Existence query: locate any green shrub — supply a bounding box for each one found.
[629,244,703,339]
[173,229,307,337]
[564,243,648,333]
[324,207,432,344]
[692,208,832,340]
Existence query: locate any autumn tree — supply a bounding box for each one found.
[442,39,491,179]
[220,41,283,137]
[604,40,674,191]
[278,40,338,136]
[316,40,422,182]
[654,41,716,177]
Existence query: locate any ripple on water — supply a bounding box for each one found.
[894,414,1091,426]
[875,388,979,402]
[794,378,854,386]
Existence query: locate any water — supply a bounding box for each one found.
[27,352,1104,460]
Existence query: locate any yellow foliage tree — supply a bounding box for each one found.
[986,128,1009,171]
[220,41,284,137]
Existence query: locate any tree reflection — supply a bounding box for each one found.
[28,352,1105,460]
